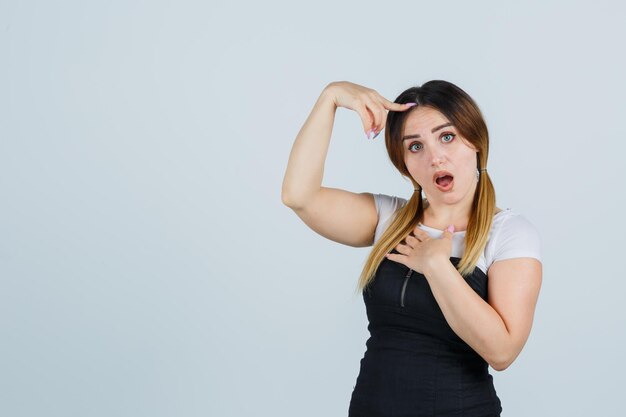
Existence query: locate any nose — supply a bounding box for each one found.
[428,147,446,167]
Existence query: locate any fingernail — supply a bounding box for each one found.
[366,129,373,140]
[373,130,381,139]
[447,224,455,233]
[405,102,417,108]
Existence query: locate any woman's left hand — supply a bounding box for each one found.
[385,224,455,276]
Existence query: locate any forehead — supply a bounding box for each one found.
[403,106,451,133]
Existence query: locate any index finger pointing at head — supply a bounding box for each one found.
[379,95,416,112]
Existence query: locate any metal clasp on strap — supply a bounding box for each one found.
[400,268,413,307]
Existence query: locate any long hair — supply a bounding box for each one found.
[355,80,496,294]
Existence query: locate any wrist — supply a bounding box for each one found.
[321,83,338,108]
[423,256,451,278]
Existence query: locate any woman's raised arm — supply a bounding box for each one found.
[281,81,412,247]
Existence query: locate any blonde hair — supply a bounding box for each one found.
[355,80,496,294]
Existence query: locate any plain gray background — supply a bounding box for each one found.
[1,1,625,416]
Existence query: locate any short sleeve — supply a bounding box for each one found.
[372,193,408,244]
[492,213,542,263]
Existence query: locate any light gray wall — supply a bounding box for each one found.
[1,1,624,416]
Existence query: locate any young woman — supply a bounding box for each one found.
[281,80,542,416]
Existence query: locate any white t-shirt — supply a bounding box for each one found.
[373,193,542,275]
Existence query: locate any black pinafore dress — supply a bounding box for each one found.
[348,253,503,417]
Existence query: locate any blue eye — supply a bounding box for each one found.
[408,142,422,152]
[408,133,455,152]
[442,133,455,143]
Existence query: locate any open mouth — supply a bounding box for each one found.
[434,172,454,191]
[435,175,454,187]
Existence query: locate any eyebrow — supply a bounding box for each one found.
[402,122,454,141]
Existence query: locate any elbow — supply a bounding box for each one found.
[281,190,313,210]
[280,184,301,208]
[489,335,521,371]
[281,191,299,209]
[281,181,295,207]
[281,192,293,207]
[490,361,509,372]
[490,353,513,372]
[281,194,304,211]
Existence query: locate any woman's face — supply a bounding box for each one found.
[401,106,479,206]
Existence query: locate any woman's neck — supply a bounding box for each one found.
[421,199,471,231]
[421,199,501,232]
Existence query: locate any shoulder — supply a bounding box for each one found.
[372,193,409,244]
[485,209,542,268]
[373,193,408,217]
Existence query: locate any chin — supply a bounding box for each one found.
[424,188,464,204]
